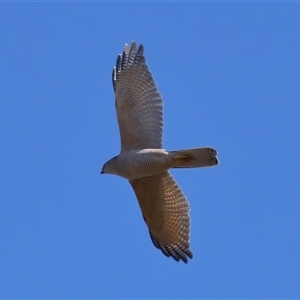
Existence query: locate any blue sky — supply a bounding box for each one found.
[1,2,300,298]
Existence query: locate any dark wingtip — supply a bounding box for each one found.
[112,41,146,91]
[149,231,193,264]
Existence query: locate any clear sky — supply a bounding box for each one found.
[1,2,300,299]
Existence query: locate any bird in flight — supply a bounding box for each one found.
[101,41,219,263]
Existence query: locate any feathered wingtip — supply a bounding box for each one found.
[112,41,145,91]
[149,231,193,264]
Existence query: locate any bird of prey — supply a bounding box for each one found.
[101,41,219,263]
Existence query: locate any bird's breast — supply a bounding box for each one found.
[117,149,171,180]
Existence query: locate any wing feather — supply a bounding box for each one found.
[129,172,193,263]
[112,41,163,150]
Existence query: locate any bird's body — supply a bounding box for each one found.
[103,149,170,180]
[101,41,219,263]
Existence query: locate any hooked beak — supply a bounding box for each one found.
[100,166,105,174]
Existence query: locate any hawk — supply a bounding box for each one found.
[101,42,219,263]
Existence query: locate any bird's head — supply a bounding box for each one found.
[101,156,118,175]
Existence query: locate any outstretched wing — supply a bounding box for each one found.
[129,172,193,263]
[112,42,163,151]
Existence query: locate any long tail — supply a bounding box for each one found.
[169,147,219,168]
